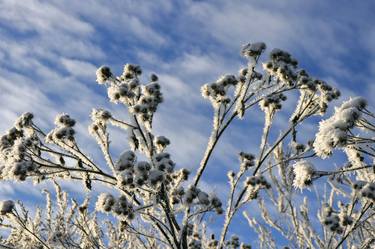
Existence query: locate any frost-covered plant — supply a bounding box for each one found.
[0,42,374,249]
[292,160,315,190]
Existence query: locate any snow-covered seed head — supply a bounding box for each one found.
[91,109,112,123]
[96,193,115,213]
[0,200,14,215]
[352,180,367,191]
[361,182,375,201]
[154,136,170,152]
[197,191,210,206]
[150,73,158,82]
[313,97,367,158]
[11,161,33,181]
[201,74,237,108]
[292,160,315,190]
[115,151,136,171]
[292,142,306,154]
[112,195,134,219]
[321,204,344,234]
[55,114,76,127]
[240,243,252,249]
[117,170,134,187]
[153,153,175,172]
[135,161,151,172]
[96,66,113,84]
[52,127,75,141]
[208,234,219,248]
[123,64,142,79]
[241,42,266,57]
[339,212,353,227]
[183,186,200,205]
[260,94,286,113]
[180,168,190,180]
[245,175,270,189]
[149,169,164,185]
[210,196,222,207]
[226,235,240,248]
[239,152,255,170]
[14,112,34,129]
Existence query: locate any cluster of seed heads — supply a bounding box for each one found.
[208,234,251,249]
[353,181,375,201]
[187,231,202,249]
[0,114,40,181]
[96,193,134,220]
[239,152,255,170]
[115,151,152,187]
[313,97,367,158]
[96,64,163,125]
[238,67,262,84]
[262,48,298,86]
[182,186,223,213]
[245,175,271,189]
[114,150,183,189]
[207,234,219,248]
[259,93,287,112]
[14,112,34,130]
[46,114,76,142]
[201,74,238,108]
[129,81,163,124]
[226,235,252,249]
[321,203,353,234]
[297,72,340,114]
[225,235,240,249]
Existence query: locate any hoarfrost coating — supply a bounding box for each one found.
[0,42,374,249]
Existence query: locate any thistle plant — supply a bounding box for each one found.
[0,42,374,249]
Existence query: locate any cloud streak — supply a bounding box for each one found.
[0,4,375,244]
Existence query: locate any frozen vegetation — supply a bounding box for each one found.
[0,42,374,248]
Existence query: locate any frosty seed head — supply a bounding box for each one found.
[14,112,34,129]
[91,109,112,123]
[150,73,158,82]
[55,114,76,127]
[96,193,115,213]
[96,66,112,84]
[241,42,266,57]
[292,160,315,190]
[0,200,14,215]
[115,151,136,171]
[314,97,367,158]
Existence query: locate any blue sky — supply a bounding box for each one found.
[1,0,375,246]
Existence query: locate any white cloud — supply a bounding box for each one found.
[1,4,375,243]
[0,0,93,35]
[60,58,97,79]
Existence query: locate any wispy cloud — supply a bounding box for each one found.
[1,3,375,238]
